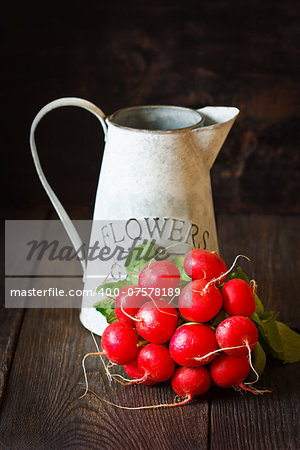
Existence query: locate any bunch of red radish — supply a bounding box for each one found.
[94,249,260,406]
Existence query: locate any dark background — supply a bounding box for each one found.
[1,0,299,216]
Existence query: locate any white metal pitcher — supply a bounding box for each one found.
[30,98,239,334]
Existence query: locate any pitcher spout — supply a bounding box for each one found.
[192,106,239,168]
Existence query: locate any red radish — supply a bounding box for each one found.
[101,321,139,365]
[210,353,250,388]
[184,249,227,284]
[136,299,178,344]
[171,366,211,399]
[115,285,147,325]
[222,278,256,317]
[216,316,258,356]
[138,260,181,299]
[137,343,175,382]
[169,324,218,367]
[124,360,157,386]
[178,279,223,322]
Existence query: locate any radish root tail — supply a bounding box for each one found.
[242,341,272,394]
[203,254,251,292]
[79,351,105,399]
[109,372,149,386]
[120,295,142,322]
[194,343,250,362]
[79,332,113,399]
[148,296,178,317]
[238,383,271,395]
[90,332,113,383]
[250,279,258,294]
[83,387,191,409]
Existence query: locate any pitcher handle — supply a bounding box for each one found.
[29,97,108,278]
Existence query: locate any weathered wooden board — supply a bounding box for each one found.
[0,214,299,449]
[0,208,50,409]
[210,214,300,450]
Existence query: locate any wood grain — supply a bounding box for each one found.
[0,307,209,449]
[0,214,299,449]
[0,208,50,408]
[217,214,300,327]
[0,221,23,408]
[0,309,24,410]
[210,360,300,450]
[210,214,300,450]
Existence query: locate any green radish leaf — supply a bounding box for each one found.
[251,311,260,324]
[228,266,250,283]
[105,310,118,324]
[93,297,114,311]
[254,293,264,315]
[125,241,159,284]
[94,297,117,324]
[248,341,267,381]
[125,241,158,271]
[137,339,149,348]
[259,311,279,323]
[261,320,283,353]
[272,321,300,364]
[94,279,132,324]
[252,313,284,354]
[230,268,300,365]
[178,278,190,291]
[172,255,191,281]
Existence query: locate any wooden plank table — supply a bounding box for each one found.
[0,214,299,449]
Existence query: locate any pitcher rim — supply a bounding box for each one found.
[107,105,204,133]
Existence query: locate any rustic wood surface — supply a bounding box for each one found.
[0,213,299,449]
[0,209,49,411]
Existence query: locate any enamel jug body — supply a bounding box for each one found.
[30,98,239,334]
